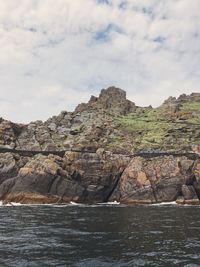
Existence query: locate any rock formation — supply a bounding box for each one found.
[75,87,136,115]
[109,155,199,205]
[0,151,129,204]
[0,87,199,204]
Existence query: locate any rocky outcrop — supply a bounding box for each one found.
[0,152,199,205]
[0,87,199,204]
[0,88,199,153]
[161,92,200,121]
[0,153,82,202]
[109,155,200,204]
[75,86,136,115]
[0,87,136,152]
[0,151,129,204]
[0,120,23,149]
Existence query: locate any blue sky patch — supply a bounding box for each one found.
[119,1,128,10]
[153,36,166,44]
[94,24,122,42]
[142,7,155,19]
[96,0,111,5]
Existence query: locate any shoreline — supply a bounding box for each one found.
[1,200,200,207]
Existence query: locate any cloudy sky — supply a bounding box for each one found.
[0,0,200,122]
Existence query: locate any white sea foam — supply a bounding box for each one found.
[106,201,120,205]
[10,202,22,206]
[70,201,79,205]
[0,202,22,206]
[1,200,198,207]
[151,201,177,206]
[0,201,82,207]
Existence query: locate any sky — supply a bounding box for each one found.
[0,0,200,123]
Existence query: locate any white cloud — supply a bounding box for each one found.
[0,0,199,122]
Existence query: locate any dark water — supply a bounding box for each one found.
[0,204,200,267]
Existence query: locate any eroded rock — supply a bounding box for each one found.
[110,156,197,204]
[0,88,199,204]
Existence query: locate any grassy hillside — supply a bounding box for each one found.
[114,100,200,152]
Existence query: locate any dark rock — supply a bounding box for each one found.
[192,159,200,197]
[182,185,197,199]
[0,151,129,204]
[64,151,129,203]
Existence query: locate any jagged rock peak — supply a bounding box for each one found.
[160,92,200,114]
[177,92,200,102]
[162,92,200,105]
[74,86,136,115]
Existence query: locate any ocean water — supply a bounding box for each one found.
[0,203,200,267]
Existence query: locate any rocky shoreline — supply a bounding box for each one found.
[0,87,199,205]
[0,150,199,205]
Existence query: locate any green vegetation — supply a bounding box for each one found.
[179,101,200,124]
[114,101,200,152]
[181,101,200,111]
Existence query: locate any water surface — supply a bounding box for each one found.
[0,203,200,266]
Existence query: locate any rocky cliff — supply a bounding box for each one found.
[0,87,199,204]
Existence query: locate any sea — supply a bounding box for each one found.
[0,202,200,267]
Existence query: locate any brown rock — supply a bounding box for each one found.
[184,199,200,205]
[111,157,156,204]
[110,156,196,204]
[0,88,199,204]
[74,87,136,115]
[176,196,185,205]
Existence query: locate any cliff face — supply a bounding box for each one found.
[110,155,200,205]
[0,152,199,205]
[0,87,199,204]
[0,151,129,204]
